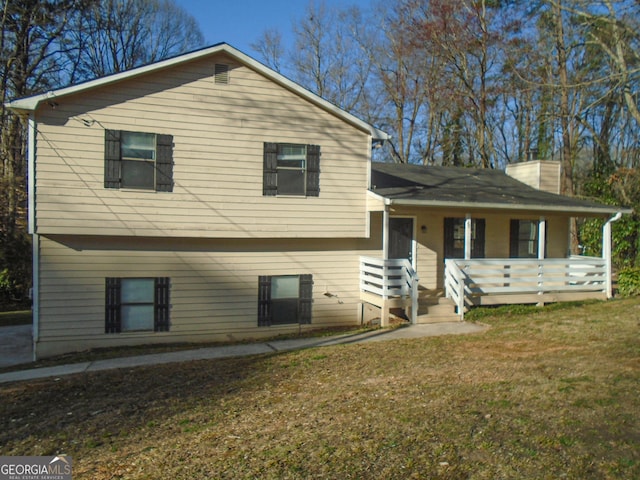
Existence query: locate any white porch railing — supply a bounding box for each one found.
[360,256,420,324]
[444,257,608,320]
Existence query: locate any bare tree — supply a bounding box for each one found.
[64,0,204,82]
[251,28,285,73]
[0,0,83,301]
[288,1,373,115]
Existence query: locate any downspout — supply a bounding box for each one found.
[603,212,623,299]
[27,113,39,359]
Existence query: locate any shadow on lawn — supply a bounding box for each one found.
[0,351,284,455]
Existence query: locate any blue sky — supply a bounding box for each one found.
[176,0,373,55]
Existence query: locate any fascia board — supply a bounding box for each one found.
[384,198,632,216]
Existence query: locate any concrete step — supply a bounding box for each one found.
[416,296,460,323]
[416,314,461,324]
[418,288,447,306]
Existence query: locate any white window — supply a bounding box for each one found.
[121,278,155,331]
[277,145,307,196]
[263,143,320,197]
[121,132,156,189]
[105,277,171,333]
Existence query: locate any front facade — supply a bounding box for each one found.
[8,44,626,359]
[9,44,390,358]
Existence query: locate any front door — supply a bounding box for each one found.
[389,217,414,264]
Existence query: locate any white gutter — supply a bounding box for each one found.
[376,196,630,216]
[603,212,623,299]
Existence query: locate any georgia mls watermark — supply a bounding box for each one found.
[0,456,72,480]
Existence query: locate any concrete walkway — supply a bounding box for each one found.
[0,324,33,369]
[0,322,486,384]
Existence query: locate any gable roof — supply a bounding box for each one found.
[370,162,628,216]
[5,42,389,141]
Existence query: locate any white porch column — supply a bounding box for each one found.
[538,217,546,259]
[603,212,622,299]
[464,214,472,260]
[381,204,391,327]
[383,204,390,260]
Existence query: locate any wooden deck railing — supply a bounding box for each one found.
[360,256,419,324]
[444,257,608,320]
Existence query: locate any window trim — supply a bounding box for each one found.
[263,142,320,197]
[105,277,170,333]
[104,129,173,192]
[444,217,486,259]
[258,274,313,326]
[510,219,546,258]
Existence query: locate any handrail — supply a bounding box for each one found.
[444,259,466,320]
[444,257,608,320]
[360,256,420,324]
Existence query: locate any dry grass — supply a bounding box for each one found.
[1,298,639,479]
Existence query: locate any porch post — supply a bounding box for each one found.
[381,204,391,327]
[383,204,390,261]
[538,217,546,259]
[464,214,472,260]
[603,212,622,299]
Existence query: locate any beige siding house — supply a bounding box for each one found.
[7,43,628,359]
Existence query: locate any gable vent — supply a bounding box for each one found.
[214,64,229,84]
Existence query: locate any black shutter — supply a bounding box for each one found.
[473,219,486,258]
[509,219,519,258]
[298,274,313,324]
[306,145,320,197]
[154,277,171,332]
[104,130,121,189]
[105,278,121,333]
[263,143,278,196]
[156,134,174,192]
[258,276,272,326]
[444,218,455,260]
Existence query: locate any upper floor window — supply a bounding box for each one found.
[263,143,320,197]
[104,129,173,192]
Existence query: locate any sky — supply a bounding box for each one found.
[175,0,374,56]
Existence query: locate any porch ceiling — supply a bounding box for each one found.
[370,163,630,217]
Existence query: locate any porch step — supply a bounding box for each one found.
[418,288,446,306]
[416,296,460,324]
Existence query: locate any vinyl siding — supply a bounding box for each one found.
[33,53,371,238]
[35,233,383,357]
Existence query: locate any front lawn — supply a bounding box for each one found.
[1,298,638,479]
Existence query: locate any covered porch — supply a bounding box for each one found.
[361,162,630,325]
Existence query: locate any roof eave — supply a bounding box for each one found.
[384,197,631,216]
